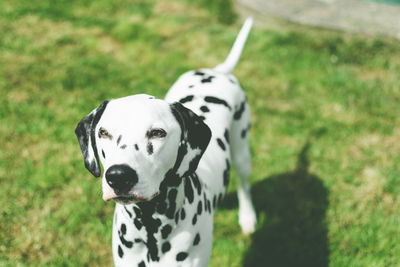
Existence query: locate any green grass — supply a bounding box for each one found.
[1,0,399,266]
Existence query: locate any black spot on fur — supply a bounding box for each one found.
[203,193,208,213]
[191,173,202,195]
[119,224,133,248]
[181,208,186,220]
[157,201,167,214]
[118,245,124,258]
[134,206,142,216]
[229,78,236,84]
[224,129,230,144]
[162,169,181,188]
[162,242,171,253]
[199,115,206,120]
[101,149,106,159]
[155,219,162,230]
[200,106,210,113]
[176,252,188,261]
[136,202,161,262]
[217,138,226,151]
[193,233,201,246]
[166,189,177,219]
[135,144,139,150]
[192,214,197,225]
[188,85,194,88]
[179,95,194,104]
[213,195,217,209]
[194,71,205,76]
[124,206,132,218]
[175,211,179,224]
[201,76,215,83]
[138,261,146,267]
[204,96,231,110]
[197,201,203,215]
[223,159,230,186]
[184,177,194,203]
[161,224,172,239]
[134,218,142,230]
[241,128,247,138]
[234,101,246,120]
[121,223,126,234]
[120,144,127,149]
[117,135,122,146]
[147,142,153,155]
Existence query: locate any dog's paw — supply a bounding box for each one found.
[239,207,257,235]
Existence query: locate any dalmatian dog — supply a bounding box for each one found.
[75,18,256,267]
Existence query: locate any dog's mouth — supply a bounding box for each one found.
[114,195,136,202]
[112,194,143,204]
[111,192,159,204]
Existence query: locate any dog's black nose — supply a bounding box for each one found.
[105,164,138,194]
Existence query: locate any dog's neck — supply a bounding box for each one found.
[120,171,198,262]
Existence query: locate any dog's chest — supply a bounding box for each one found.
[113,184,215,267]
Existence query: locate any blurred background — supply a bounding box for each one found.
[0,0,399,266]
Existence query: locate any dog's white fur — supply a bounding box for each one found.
[76,18,256,267]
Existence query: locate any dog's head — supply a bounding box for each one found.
[75,94,211,204]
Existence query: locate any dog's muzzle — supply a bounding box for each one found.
[105,164,138,195]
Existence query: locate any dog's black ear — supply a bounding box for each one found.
[170,102,212,177]
[75,101,109,177]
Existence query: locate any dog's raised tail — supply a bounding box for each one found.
[214,17,253,74]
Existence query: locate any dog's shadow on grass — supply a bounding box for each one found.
[221,138,329,267]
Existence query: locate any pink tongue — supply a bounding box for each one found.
[102,189,117,201]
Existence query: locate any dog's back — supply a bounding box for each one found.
[165,69,246,193]
[165,18,256,234]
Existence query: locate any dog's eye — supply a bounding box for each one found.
[147,128,167,139]
[98,127,112,139]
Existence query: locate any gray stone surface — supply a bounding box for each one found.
[235,0,400,39]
